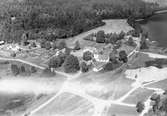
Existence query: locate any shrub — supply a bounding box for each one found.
[63,55,80,73]
[83,51,93,61]
[96,30,105,43]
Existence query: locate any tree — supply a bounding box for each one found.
[96,30,105,43]
[83,51,93,61]
[140,39,148,50]
[118,31,125,40]
[104,62,114,71]
[48,57,61,69]
[63,55,80,73]
[74,41,81,50]
[109,33,119,44]
[80,62,89,73]
[20,65,26,73]
[11,64,19,76]
[31,66,37,73]
[48,53,67,69]
[119,50,128,63]
[57,40,66,50]
[136,101,145,113]
[109,52,118,64]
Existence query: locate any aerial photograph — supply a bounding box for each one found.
[0,0,167,116]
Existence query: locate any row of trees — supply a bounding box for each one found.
[84,30,126,45]
[0,0,158,43]
[11,64,37,76]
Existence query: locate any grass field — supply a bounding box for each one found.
[146,78,167,90]
[0,92,34,115]
[123,88,154,104]
[106,104,138,116]
[32,92,94,116]
[77,71,133,100]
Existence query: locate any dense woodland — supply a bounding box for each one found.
[0,0,159,42]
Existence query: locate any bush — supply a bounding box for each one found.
[83,51,93,61]
[63,55,80,73]
[11,64,19,76]
[80,62,89,73]
[136,101,145,113]
[96,30,105,43]
[119,50,128,63]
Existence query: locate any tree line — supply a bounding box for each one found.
[0,0,158,43]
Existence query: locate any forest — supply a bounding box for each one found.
[0,0,159,42]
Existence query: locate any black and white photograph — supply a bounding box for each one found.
[0,0,167,116]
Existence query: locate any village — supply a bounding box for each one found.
[0,26,142,77]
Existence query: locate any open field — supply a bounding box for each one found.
[123,88,154,104]
[146,78,167,90]
[31,93,94,116]
[106,104,138,116]
[0,76,67,115]
[77,72,133,100]
[0,92,35,116]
